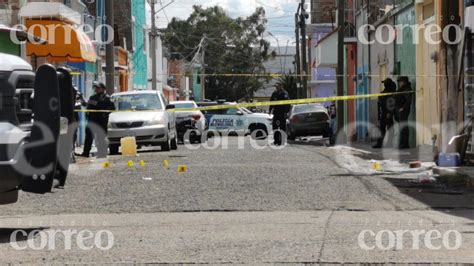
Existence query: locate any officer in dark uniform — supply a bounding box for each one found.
[373,78,397,149]
[396,76,413,149]
[269,83,291,146]
[80,82,115,158]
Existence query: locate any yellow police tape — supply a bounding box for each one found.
[74,91,414,113]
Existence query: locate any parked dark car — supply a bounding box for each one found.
[286,104,332,141]
[196,101,231,129]
[171,100,206,143]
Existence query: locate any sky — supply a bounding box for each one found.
[154,0,298,47]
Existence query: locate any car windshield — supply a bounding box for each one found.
[293,104,325,114]
[173,102,197,109]
[241,107,253,114]
[112,94,162,111]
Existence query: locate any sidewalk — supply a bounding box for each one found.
[342,142,474,188]
[327,143,435,176]
[346,143,436,162]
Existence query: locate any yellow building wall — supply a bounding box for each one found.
[415,0,441,146]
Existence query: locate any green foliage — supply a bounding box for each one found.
[161,5,274,101]
[277,73,298,100]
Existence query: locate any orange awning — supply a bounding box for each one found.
[25,19,97,63]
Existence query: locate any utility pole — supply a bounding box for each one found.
[150,0,158,91]
[105,0,115,95]
[295,5,301,98]
[200,35,206,101]
[336,0,345,138]
[300,0,308,98]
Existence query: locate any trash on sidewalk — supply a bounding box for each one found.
[409,161,422,168]
[437,153,461,167]
[409,174,438,184]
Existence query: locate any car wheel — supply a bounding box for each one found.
[329,136,336,146]
[197,133,208,143]
[171,135,178,150]
[161,136,171,151]
[249,124,268,139]
[109,144,120,155]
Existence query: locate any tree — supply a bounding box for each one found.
[161,6,275,101]
[277,73,298,100]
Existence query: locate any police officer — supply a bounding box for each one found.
[373,78,397,149]
[80,82,115,158]
[269,83,291,146]
[396,76,413,149]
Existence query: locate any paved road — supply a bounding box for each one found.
[0,137,473,263]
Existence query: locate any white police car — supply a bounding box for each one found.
[206,104,273,138]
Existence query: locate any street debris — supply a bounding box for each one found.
[409,161,422,168]
[409,174,439,184]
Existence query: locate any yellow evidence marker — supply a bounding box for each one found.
[121,137,137,156]
[139,160,145,167]
[177,165,188,173]
[372,162,381,171]
[162,160,169,169]
[102,162,111,169]
[127,160,134,167]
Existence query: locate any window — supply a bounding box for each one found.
[160,93,169,106]
[143,27,147,54]
[112,94,162,111]
[131,16,136,51]
[173,102,197,109]
[226,108,239,115]
[293,104,325,113]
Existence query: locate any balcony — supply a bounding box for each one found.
[19,2,82,25]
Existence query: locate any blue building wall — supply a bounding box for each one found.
[356,65,369,141]
[310,25,337,107]
[132,0,148,90]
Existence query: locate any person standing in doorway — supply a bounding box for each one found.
[396,76,413,149]
[373,78,397,149]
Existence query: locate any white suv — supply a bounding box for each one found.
[206,104,273,138]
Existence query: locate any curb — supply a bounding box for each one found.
[433,167,474,187]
